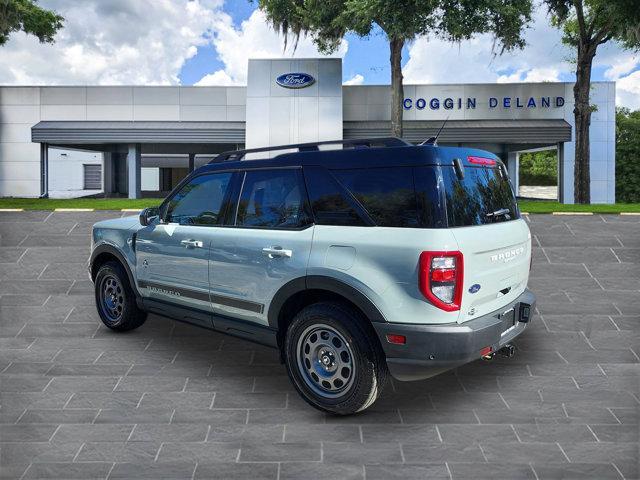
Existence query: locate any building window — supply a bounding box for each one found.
[83,164,102,190]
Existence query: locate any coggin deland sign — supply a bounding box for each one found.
[403,95,565,110]
[275,71,566,112]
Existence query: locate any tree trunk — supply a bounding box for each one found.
[573,45,595,204]
[390,37,404,138]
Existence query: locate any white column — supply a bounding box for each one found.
[127,143,141,199]
[507,151,519,194]
[557,142,564,203]
[40,143,49,198]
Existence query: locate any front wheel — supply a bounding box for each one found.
[284,302,387,415]
[94,261,147,331]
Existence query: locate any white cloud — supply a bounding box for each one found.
[599,52,640,109]
[497,67,561,83]
[196,9,348,86]
[195,70,237,86]
[604,54,639,81]
[0,0,224,85]
[616,70,640,110]
[343,74,364,85]
[402,8,639,108]
[403,9,571,85]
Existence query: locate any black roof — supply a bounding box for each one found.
[196,137,502,175]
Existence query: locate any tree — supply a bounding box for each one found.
[544,0,640,204]
[258,0,532,137]
[0,0,64,46]
[615,107,640,203]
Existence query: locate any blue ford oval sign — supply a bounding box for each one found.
[469,284,481,294]
[276,72,315,89]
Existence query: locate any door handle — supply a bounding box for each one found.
[181,239,203,248]
[262,246,292,258]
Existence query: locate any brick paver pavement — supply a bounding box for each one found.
[0,211,638,479]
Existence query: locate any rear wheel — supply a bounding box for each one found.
[284,302,387,415]
[94,261,146,331]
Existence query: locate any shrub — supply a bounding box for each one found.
[616,108,640,203]
[519,150,558,186]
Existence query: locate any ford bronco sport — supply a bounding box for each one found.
[90,137,535,415]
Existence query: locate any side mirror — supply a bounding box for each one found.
[139,207,160,226]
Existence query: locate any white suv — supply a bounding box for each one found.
[89,138,535,415]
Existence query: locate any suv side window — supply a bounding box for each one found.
[332,167,419,228]
[163,172,233,225]
[304,166,368,226]
[235,169,310,229]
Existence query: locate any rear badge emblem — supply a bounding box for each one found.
[469,284,481,294]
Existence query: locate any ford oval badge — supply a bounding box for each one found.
[276,73,315,89]
[469,284,481,294]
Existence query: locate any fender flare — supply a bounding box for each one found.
[267,275,387,329]
[90,243,140,299]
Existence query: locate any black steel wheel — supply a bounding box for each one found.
[284,302,387,415]
[94,261,146,331]
[296,324,356,398]
[98,274,125,324]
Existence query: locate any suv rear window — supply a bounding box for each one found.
[441,165,519,227]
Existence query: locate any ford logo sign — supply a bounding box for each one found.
[276,73,315,89]
[469,284,481,294]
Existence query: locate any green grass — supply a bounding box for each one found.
[1,197,639,214]
[0,197,163,210]
[518,200,640,214]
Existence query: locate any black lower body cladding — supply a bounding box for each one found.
[374,289,536,381]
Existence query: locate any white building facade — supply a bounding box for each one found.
[0,58,616,203]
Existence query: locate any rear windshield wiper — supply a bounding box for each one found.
[485,208,511,220]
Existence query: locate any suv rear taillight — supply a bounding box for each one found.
[419,251,464,312]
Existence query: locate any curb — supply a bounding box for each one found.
[0,208,24,212]
[551,212,593,216]
[121,208,143,212]
[54,208,95,212]
[620,212,640,216]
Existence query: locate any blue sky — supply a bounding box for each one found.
[178,1,617,86]
[178,4,401,86]
[0,0,637,107]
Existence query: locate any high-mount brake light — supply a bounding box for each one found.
[467,156,497,166]
[419,251,464,312]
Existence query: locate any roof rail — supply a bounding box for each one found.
[211,137,411,163]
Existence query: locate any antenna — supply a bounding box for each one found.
[421,116,449,146]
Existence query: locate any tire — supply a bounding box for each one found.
[284,302,388,415]
[94,260,147,331]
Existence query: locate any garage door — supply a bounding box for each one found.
[83,164,102,190]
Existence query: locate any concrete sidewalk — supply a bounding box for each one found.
[0,211,638,479]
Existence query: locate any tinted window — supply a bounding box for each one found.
[304,166,367,226]
[236,169,309,228]
[333,167,419,227]
[414,166,447,228]
[164,172,232,225]
[441,166,519,226]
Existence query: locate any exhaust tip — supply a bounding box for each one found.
[498,344,516,358]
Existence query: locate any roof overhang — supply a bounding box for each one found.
[32,119,571,147]
[32,121,246,144]
[344,119,572,144]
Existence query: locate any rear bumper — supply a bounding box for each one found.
[373,289,536,381]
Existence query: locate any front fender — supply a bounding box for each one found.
[90,242,141,299]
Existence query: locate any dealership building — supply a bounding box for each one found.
[0,58,616,203]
